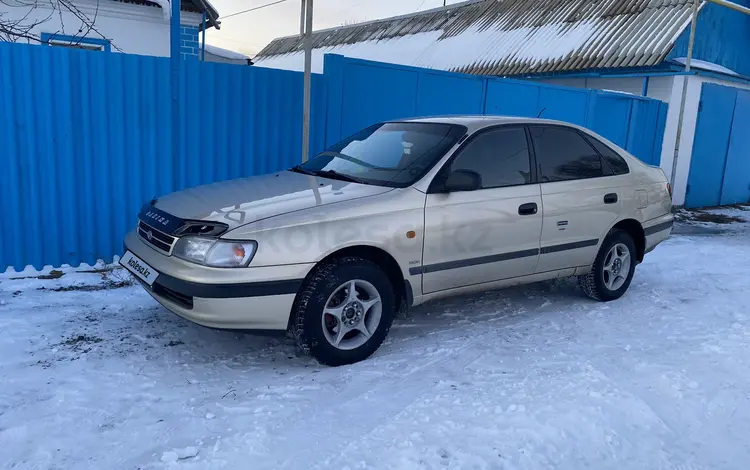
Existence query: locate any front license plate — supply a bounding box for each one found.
[120,251,159,286]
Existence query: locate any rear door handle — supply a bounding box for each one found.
[604,193,618,204]
[518,202,538,216]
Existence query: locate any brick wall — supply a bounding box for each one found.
[180,25,199,60]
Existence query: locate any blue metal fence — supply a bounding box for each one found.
[0,42,326,271]
[0,45,668,271]
[324,55,668,166]
[323,54,487,142]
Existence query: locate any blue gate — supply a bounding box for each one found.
[686,83,750,208]
[721,91,750,205]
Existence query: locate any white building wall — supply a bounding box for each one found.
[643,77,678,104]
[1,0,201,57]
[659,76,701,206]
[536,76,675,103]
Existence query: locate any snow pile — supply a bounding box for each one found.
[1,258,119,278]
[2,208,750,468]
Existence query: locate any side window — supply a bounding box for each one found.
[449,127,531,189]
[529,126,604,182]
[584,135,630,175]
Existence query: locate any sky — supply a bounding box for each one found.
[204,0,463,58]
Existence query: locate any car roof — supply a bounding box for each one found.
[397,114,647,170]
[399,115,578,132]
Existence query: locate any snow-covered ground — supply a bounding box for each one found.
[2,208,750,470]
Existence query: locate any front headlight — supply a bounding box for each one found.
[173,237,257,268]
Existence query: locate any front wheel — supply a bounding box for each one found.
[578,229,637,302]
[291,257,396,366]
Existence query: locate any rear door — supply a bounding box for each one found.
[421,126,542,294]
[529,125,627,272]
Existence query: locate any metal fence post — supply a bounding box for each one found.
[171,0,181,188]
[201,10,206,62]
[301,0,313,162]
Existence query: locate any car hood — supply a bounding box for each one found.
[153,171,393,229]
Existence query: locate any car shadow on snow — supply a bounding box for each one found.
[98,276,586,369]
[35,268,589,371]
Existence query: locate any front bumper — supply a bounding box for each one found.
[123,231,315,330]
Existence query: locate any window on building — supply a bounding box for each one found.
[47,40,105,51]
[40,33,111,52]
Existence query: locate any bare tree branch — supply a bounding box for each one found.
[0,0,121,52]
[1,0,56,43]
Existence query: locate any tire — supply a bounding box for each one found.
[578,229,637,302]
[291,256,396,366]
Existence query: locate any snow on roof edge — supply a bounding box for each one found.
[266,0,486,43]
[202,43,250,60]
[671,57,740,77]
[256,0,701,77]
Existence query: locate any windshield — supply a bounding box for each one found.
[295,122,467,187]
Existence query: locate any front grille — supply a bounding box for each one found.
[138,221,177,254]
[153,284,194,309]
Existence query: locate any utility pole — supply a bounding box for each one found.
[669,0,699,192]
[201,10,207,61]
[301,0,314,162]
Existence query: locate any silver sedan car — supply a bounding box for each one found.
[121,116,673,366]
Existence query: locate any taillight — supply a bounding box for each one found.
[667,182,672,197]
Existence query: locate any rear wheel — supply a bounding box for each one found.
[291,257,395,366]
[578,229,636,302]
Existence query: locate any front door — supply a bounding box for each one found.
[422,126,542,294]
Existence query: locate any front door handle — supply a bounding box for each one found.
[604,193,618,204]
[518,202,538,216]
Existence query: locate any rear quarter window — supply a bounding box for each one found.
[584,135,630,175]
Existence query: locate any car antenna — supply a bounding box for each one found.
[537,108,546,118]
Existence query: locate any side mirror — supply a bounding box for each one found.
[443,169,481,192]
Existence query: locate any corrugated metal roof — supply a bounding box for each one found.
[255,0,701,76]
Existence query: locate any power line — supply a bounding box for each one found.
[222,0,290,20]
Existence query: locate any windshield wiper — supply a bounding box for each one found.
[289,165,316,176]
[290,166,367,184]
[313,169,367,184]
